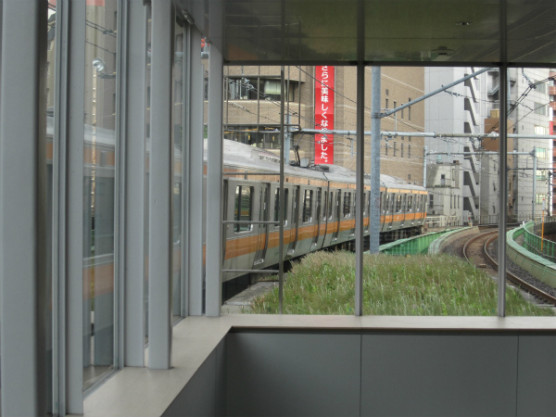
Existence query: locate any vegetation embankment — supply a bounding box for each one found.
[251,251,554,316]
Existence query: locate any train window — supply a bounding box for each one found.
[408,195,413,212]
[234,185,253,232]
[303,189,313,223]
[335,191,341,219]
[343,192,352,217]
[273,188,288,226]
[395,194,402,212]
[363,191,369,215]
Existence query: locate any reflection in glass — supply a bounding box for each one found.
[83,0,118,390]
[172,19,184,319]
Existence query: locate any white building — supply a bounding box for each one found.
[424,67,483,225]
[481,68,553,222]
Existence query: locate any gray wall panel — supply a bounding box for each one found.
[163,340,226,417]
[226,331,360,417]
[361,333,518,417]
[516,335,556,416]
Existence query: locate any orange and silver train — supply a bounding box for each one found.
[221,140,427,281]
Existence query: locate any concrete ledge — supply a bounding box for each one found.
[80,315,556,417]
[507,227,556,287]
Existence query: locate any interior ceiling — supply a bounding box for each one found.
[178,0,556,66]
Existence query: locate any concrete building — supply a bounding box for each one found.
[223,65,425,185]
[424,67,483,225]
[481,68,553,222]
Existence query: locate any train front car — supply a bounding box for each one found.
[380,174,427,243]
[221,139,427,282]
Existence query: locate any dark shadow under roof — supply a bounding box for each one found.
[177,0,556,66]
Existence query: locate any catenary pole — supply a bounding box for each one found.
[370,67,381,253]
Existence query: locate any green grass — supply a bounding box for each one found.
[251,251,554,316]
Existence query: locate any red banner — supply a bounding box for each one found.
[314,66,334,164]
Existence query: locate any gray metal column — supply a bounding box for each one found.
[124,0,147,367]
[497,65,508,317]
[148,0,172,369]
[187,27,204,315]
[51,0,86,414]
[370,67,381,253]
[205,44,224,317]
[355,62,365,316]
[532,149,537,220]
[0,2,46,415]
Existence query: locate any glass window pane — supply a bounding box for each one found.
[83,0,118,390]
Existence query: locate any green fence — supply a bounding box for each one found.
[522,219,556,262]
[379,229,465,256]
[507,225,556,287]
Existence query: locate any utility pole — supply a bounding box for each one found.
[370,67,381,253]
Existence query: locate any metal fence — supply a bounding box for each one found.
[522,218,556,262]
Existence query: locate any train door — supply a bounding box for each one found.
[254,183,270,265]
[332,189,341,240]
[386,192,395,230]
[287,185,300,255]
[401,193,407,226]
[313,188,322,246]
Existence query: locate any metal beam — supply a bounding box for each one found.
[0,2,46,415]
[355,62,365,315]
[187,27,204,315]
[148,0,173,368]
[205,44,224,317]
[497,65,508,317]
[123,0,147,367]
[51,0,86,413]
[369,67,381,254]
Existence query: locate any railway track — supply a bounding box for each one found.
[462,229,556,308]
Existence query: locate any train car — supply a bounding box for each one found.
[48,124,426,287]
[221,139,427,281]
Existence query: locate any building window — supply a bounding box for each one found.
[535,80,546,94]
[535,193,546,204]
[226,77,294,101]
[534,102,546,116]
[536,147,547,160]
[408,144,411,158]
[401,143,404,158]
[534,125,547,135]
[536,170,547,180]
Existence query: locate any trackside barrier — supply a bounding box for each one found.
[522,219,556,262]
[507,226,556,288]
[427,227,475,255]
[379,227,471,256]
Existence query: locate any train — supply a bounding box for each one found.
[47,118,428,284]
[221,139,427,281]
